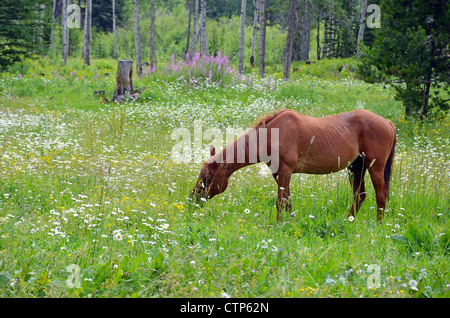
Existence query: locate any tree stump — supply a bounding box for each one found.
[112,60,133,102]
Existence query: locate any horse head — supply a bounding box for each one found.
[192,146,229,203]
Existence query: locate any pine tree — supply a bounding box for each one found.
[0,0,44,70]
[360,0,449,117]
[92,0,126,32]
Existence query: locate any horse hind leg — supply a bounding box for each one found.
[347,156,367,218]
[368,164,388,221]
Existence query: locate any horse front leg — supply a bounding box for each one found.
[274,165,293,222]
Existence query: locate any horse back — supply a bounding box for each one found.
[267,109,394,174]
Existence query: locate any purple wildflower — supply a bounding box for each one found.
[170,54,175,70]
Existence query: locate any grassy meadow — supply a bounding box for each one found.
[0,55,449,298]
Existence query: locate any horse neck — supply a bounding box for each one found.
[215,128,260,176]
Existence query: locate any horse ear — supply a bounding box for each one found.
[210,145,216,157]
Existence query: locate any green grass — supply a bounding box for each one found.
[0,57,448,298]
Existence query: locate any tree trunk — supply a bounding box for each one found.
[283,0,297,80]
[82,1,85,60]
[404,83,412,116]
[200,0,207,57]
[238,0,247,74]
[184,0,192,54]
[322,12,328,59]
[335,23,340,57]
[112,60,134,102]
[83,0,92,66]
[324,10,336,59]
[250,0,258,67]
[331,13,337,58]
[190,0,199,58]
[258,0,267,78]
[62,0,68,63]
[300,0,312,61]
[316,12,321,60]
[341,12,354,58]
[422,77,431,117]
[150,0,156,66]
[325,12,334,58]
[134,0,142,77]
[185,0,192,57]
[356,0,368,58]
[50,0,57,54]
[36,4,45,55]
[422,39,435,117]
[113,0,117,59]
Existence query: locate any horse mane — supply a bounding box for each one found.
[252,109,289,128]
[207,109,289,165]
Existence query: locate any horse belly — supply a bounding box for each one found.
[293,143,360,175]
[280,112,363,175]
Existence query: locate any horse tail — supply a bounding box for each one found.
[384,122,397,194]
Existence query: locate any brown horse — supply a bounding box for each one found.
[192,109,397,221]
